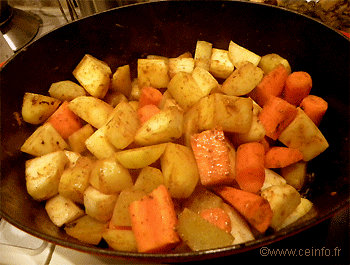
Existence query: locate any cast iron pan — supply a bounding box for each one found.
[0,1,349,263]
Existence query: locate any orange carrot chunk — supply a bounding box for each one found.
[300,95,328,126]
[137,104,161,125]
[199,207,232,233]
[212,186,272,233]
[265,147,303,168]
[235,142,265,193]
[138,86,163,108]
[283,71,312,106]
[47,101,82,139]
[259,96,298,140]
[249,64,288,107]
[191,129,234,186]
[129,185,180,253]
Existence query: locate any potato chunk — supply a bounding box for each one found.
[110,64,132,97]
[85,125,117,159]
[102,229,138,252]
[137,58,169,89]
[209,48,234,79]
[228,40,261,68]
[194,40,212,71]
[48,80,86,101]
[133,166,164,193]
[258,53,291,74]
[68,124,94,153]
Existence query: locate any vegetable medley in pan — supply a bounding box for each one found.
[20,40,329,253]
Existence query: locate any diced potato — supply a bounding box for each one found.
[102,229,138,252]
[195,94,216,130]
[177,208,234,251]
[58,156,92,204]
[182,186,224,214]
[110,64,132,97]
[73,54,111,98]
[133,166,164,193]
[83,186,118,222]
[21,123,68,156]
[276,198,313,230]
[21,92,61,124]
[128,100,139,112]
[69,96,114,129]
[209,48,234,79]
[194,40,212,71]
[146,55,169,62]
[261,184,301,230]
[64,150,82,168]
[191,66,219,95]
[168,57,195,78]
[65,215,108,245]
[220,62,264,96]
[261,169,287,191]
[177,51,192,59]
[280,161,308,190]
[68,124,94,153]
[115,143,166,169]
[130,78,141,101]
[105,101,140,149]
[109,189,146,227]
[278,108,329,161]
[25,151,68,201]
[104,91,128,108]
[45,195,84,227]
[160,143,199,198]
[158,90,174,110]
[258,53,291,74]
[232,115,265,145]
[48,80,86,101]
[89,157,133,194]
[137,58,170,89]
[183,104,200,147]
[222,203,255,244]
[134,106,183,146]
[85,125,117,159]
[228,40,261,68]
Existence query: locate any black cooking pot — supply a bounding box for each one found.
[0,1,349,263]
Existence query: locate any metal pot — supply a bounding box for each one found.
[0,1,349,263]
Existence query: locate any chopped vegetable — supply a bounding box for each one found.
[283,71,312,106]
[137,104,161,124]
[138,86,163,108]
[300,95,328,126]
[199,207,232,233]
[264,147,304,168]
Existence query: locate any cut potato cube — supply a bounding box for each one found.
[228,40,261,68]
[258,53,291,74]
[48,80,86,101]
[102,229,138,252]
[130,78,141,101]
[280,161,308,191]
[85,126,117,159]
[276,198,313,230]
[134,106,183,146]
[278,108,329,161]
[83,186,118,222]
[89,157,133,194]
[58,156,92,204]
[168,57,195,78]
[209,48,234,79]
[220,62,264,96]
[21,92,61,124]
[65,215,108,245]
[110,64,132,97]
[160,143,199,198]
[177,51,192,59]
[195,94,216,130]
[21,123,68,156]
[137,58,169,89]
[105,101,139,150]
[109,189,146,227]
[194,40,212,71]
[133,166,164,193]
[45,195,84,227]
[261,184,301,230]
[69,96,114,129]
[261,169,287,191]
[68,124,94,153]
[115,143,166,169]
[183,104,200,147]
[191,66,219,95]
[73,54,111,98]
[25,150,68,201]
[64,150,82,168]
[104,91,128,108]
[177,208,234,251]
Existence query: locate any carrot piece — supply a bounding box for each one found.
[235,142,265,193]
[129,185,180,253]
[283,71,312,106]
[300,95,328,126]
[199,207,232,233]
[259,136,271,153]
[137,104,161,125]
[212,186,272,233]
[265,147,303,168]
[259,96,298,140]
[191,129,234,186]
[249,64,288,107]
[138,86,163,108]
[47,101,82,139]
